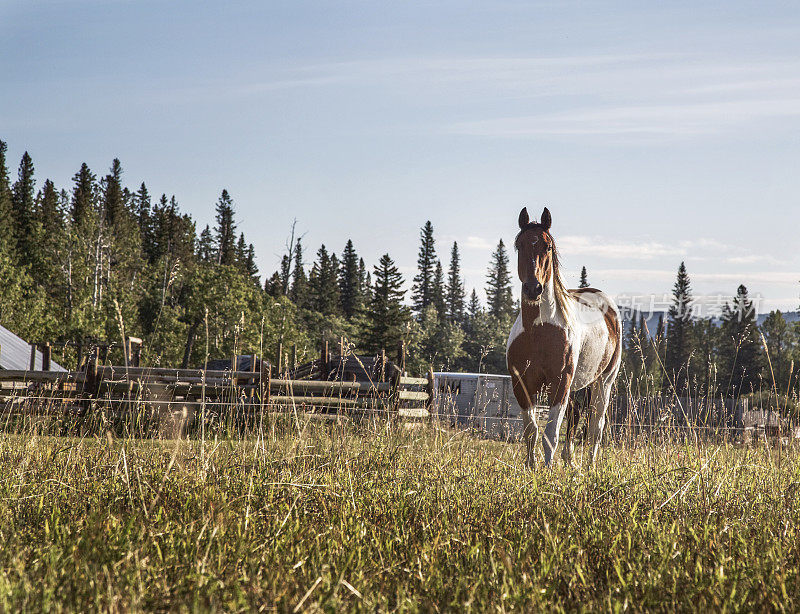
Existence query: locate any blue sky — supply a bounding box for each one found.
[2,0,799,314]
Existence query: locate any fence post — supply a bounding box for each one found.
[426,366,435,413]
[379,349,386,383]
[29,344,36,370]
[42,343,51,371]
[397,341,406,375]
[126,336,142,368]
[260,361,271,407]
[250,353,257,400]
[321,338,329,379]
[83,347,100,412]
[291,344,297,373]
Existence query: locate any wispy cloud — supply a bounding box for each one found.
[556,235,739,260]
[462,236,495,251]
[147,53,800,141]
[450,98,800,138]
[595,268,800,285]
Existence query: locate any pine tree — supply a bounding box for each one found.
[71,163,96,226]
[411,221,436,318]
[761,310,795,393]
[37,179,63,238]
[235,233,248,272]
[445,242,466,323]
[279,254,291,295]
[214,189,237,265]
[264,271,282,297]
[198,225,214,262]
[134,182,153,252]
[718,284,761,395]
[308,244,340,315]
[485,239,514,320]
[338,239,362,318]
[358,258,369,302]
[467,289,482,319]
[245,243,258,281]
[290,238,307,307]
[102,158,125,227]
[366,254,410,353]
[693,318,719,395]
[11,151,36,266]
[431,260,446,318]
[0,140,13,255]
[579,266,589,288]
[665,261,694,392]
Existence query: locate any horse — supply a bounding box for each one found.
[506,206,622,467]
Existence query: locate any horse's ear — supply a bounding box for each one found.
[541,207,552,231]
[518,207,529,229]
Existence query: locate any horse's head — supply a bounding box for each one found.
[515,206,553,303]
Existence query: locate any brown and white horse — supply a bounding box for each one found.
[506,207,622,467]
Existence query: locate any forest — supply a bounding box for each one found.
[0,140,798,399]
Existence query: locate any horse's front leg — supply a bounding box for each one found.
[561,395,580,468]
[521,407,539,468]
[542,374,573,467]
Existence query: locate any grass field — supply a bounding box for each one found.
[0,417,798,612]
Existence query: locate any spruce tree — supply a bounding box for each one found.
[445,242,466,323]
[358,257,369,302]
[693,317,719,395]
[11,151,36,266]
[366,254,410,353]
[338,239,362,318]
[264,271,283,297]
[431,260,446,318]
[485,239,514,320]
[235,233,248,271]
[411,221,436,318]
[0,141,13,255]
[308,244,340,315]
[37,179,63,237]
[718,284,761,395]
[71,163,96,226]
[214,189,237,265]
[245,243,258,281]
[665,261,694,392]
[761,310,795,392]
[134,182,153,253]
[279,254,291,295]
[290,238,307,307]
[579,266,589,288]
[198,225,214,262]
[102,158,125,227]
[467,289,482,319]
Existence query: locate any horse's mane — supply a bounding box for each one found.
[549,239,573,322]
[515,224,574,322]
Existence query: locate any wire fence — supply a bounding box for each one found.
[1,369,798,447]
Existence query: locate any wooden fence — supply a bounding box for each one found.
[0,341,434,428]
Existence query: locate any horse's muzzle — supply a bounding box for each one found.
[522,281,543,302]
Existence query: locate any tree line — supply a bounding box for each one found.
[1,140,798,392]
[624,261,799,400]
[0,141,518,374]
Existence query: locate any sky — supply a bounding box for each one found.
[2,0,799,316]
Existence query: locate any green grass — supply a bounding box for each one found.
[0,418,798,612]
